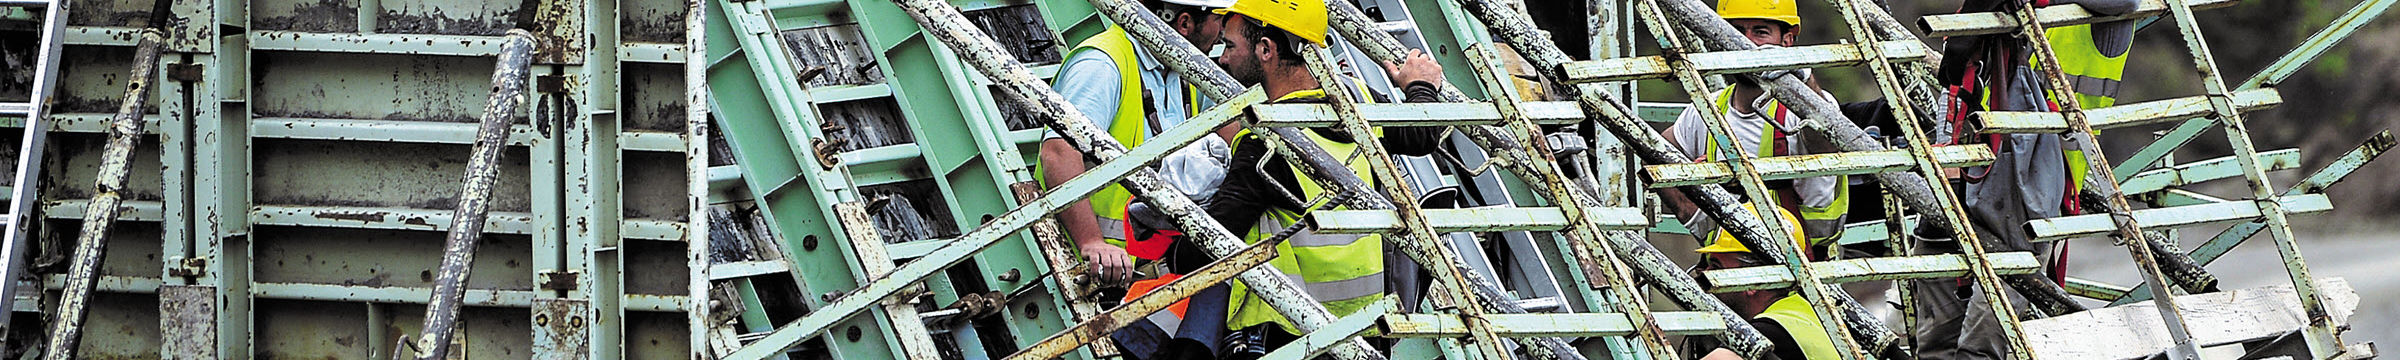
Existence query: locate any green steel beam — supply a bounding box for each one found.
[2024,194,2333,242]
[2116,149,2301,196]
[1700,253,2043,293]
[1306,207,1649,234]
[1249,102,1589,128]
[1643,145,1994,188]
[1561,40,1932,83]
[1379,312,1728,338]
[1972,88,2281,133]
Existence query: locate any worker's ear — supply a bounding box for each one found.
[1780,26,1797,47]
[1254,34,1280,64]
[1171,12,1194,32]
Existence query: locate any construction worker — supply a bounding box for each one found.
[1043,0,1235,289]
[1694,205,1837,360]
[1915,1,2137,359]
[1194,0,1449,355]
[1039,1,1241,358]
[1659,0,1850,246]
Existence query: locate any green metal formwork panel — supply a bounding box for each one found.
[706,0,1113,357]
[5,0,707,357]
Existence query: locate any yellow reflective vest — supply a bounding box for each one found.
[1039,26,1201,257]
[1702,89,1851,242]
[2042,23,2130,197]
[1754,295,1841,360]
[1223,89,1387,333]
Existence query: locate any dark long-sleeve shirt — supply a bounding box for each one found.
[1203,81,1445,234]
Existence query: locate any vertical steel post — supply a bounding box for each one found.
[403,29,538,360]
[41,28,165,360]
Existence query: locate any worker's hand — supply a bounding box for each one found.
[1079,242,1134,285]
[1383,48,1446,89]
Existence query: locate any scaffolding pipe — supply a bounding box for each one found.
[881,0,1387,359]
[402,29,537,360]
[41,28,164,360]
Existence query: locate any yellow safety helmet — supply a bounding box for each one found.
[1212,0,1330,46]
[1715,0,1801,27]
[1694,203,1809,254]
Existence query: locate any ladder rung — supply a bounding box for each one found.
[0,0,53,8]
[1561,40,1932,84]
[1382,311,1727,338]
[0,102,32,117]
[1308,207,1648,234]
[1701,252,2044,292]
[1644,145,1996,188]
[2026,194,2334,241]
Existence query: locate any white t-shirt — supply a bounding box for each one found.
[1667,87,1842,232]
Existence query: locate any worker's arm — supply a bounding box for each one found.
[1377,48,1451,156]
[1044,50,1134,284]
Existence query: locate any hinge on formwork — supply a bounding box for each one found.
[537,270,581,291]
[810,138,846,169]
[166,256,206,278]
[536,74,568,94]
[167,63,203,83]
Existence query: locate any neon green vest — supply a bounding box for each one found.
[1223,89,1387,333]
[2044,23,2129,193]
[1704,89,1850,242]
[1039,26,1157,251]
[1755,295,1841,360]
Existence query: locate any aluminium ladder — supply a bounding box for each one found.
[0,0,68,345]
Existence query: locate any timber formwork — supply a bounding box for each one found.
[701,0,2390,359]
[0,0,709,357]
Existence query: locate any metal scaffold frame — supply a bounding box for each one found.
[698,0,2394,358]
[1,0,710,357]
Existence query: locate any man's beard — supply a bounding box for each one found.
[1223,58,1265,86]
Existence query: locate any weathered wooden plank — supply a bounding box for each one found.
[2022,278,2361,360]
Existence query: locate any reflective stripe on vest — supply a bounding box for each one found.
[1225,88,1388,333]
[1754,295,1841,360]
[2041,23,2129,108]
[1704,89,1850,241]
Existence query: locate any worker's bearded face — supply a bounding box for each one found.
[1729,18,1797,48]
[1175,12,1227,54]
[1216,15,1268,85]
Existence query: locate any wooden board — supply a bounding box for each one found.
[2022,278,2361,360]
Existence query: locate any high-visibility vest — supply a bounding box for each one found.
[1702,89,1851,242]
[1754,294,1841,360]
[1039,26,1200,260]
[1222,88,1387,333]
[2042,23,2130,201]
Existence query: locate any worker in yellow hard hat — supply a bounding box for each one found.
[1194,0,1455,356]
[1660,0,1850,249]
[1692,204,1842,360]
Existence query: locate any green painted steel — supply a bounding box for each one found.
[11,0,705,357]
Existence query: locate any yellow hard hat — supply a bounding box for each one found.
[1715,0,1801,27]
[1694,203,1809,254]
[1213,0,1329,46]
